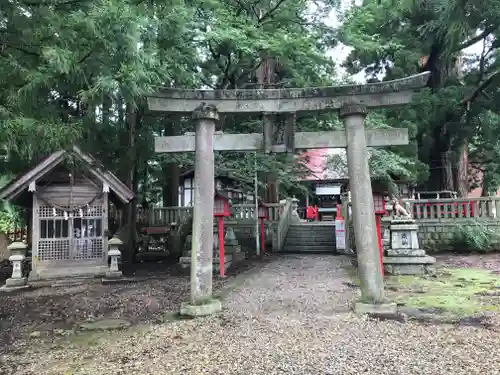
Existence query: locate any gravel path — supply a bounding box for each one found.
[4,254,500,375]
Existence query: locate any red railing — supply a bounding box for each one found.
[406,197,500,220]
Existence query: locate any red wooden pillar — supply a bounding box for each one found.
[218,216,225,277]
[375,215,384,277]
[260,218,265,255]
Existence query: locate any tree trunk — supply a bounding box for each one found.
[121,103,139,264]
[456,141,469,197]
[257,55,280,203]
[421,40,466,193]
[442,150,454,191]
[162,116,180,207]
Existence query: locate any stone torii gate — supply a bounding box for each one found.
[147,71,430,316]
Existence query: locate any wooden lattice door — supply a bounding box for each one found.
[71,204,104,261]
[38,204,104,263]
[38,206,71,262]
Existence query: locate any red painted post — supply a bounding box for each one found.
[218,217,225,277]
[375,215,384,277]
[260,218,265,255]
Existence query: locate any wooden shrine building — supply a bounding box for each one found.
[0,146,134,280]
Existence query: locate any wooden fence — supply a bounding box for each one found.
[129,203,283,227]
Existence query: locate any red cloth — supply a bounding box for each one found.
[306,206,314,220]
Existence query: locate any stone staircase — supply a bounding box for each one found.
[282,223,336,253]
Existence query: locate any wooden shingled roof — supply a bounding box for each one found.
[0,145,134,204]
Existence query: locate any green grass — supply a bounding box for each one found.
[385,268,500,316]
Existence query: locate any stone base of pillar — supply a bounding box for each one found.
[180,298,222,317]
[383,257,436,276]
[4,277,27,288]
[353,301,397,315]
[104,270,123,279]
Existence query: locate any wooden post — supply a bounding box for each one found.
[218,216,225,277]
[375,215,384,277]
[260,218,265,255]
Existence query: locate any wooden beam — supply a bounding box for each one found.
[154,128,409,153]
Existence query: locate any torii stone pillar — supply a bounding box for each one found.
[180,104,222,317]
[341,104,384,305]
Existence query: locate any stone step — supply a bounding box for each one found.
[282,246,335,253]
[288,224,335,231]
[287,233,335,237]
[287,233,335,236]
[287,230,334,233]
[51,277,93,287]
[285,234,336,240]
[284,239,336,245]
[285,240,336,245]
[289,223,335,226]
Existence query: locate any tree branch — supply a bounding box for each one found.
[16,0,89,6]
[456,25,499,52]
[460,68,500,105]
[258,0,287,24]
[77,50,93,64]
[0,40,42,57]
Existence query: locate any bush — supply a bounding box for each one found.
[0,202,22,233]
[450,221,500,253]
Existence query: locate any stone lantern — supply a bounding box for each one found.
[290,197,301,223]
[5,241,28,288]
[106,236,123,278]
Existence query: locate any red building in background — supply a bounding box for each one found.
[298,148,348,221]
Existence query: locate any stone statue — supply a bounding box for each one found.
[391,198,411,219]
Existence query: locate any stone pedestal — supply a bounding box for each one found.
[180,227,239,272]
[105,237,123,279]
[383,219,435,275]
[3,242,28,289]
[224,227,245,263]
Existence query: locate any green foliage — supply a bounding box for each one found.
[326,111,428,193]
[0,202,22,233]
[0,0,344,204]
[338,0,500,193]
[450,221,500,253]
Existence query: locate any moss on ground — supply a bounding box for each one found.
[385,268,500,316]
